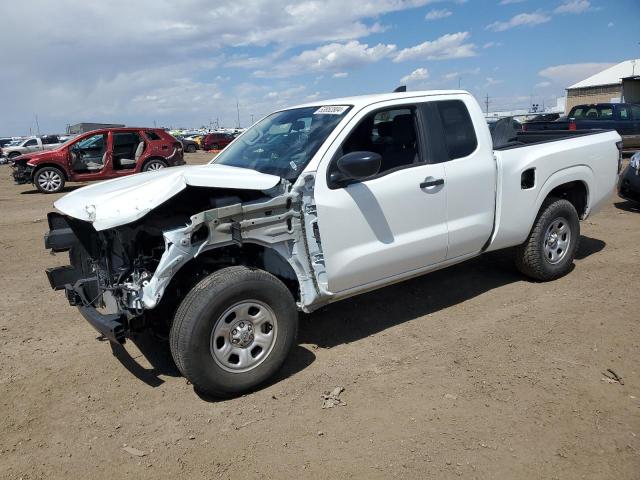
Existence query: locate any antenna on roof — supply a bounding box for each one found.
[393,85,407,93]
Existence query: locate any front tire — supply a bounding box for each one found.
[185,144,196,153]
[169,266,298,397]
[515,197,580,281]
[34,166,65,194]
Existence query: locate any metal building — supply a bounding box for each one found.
[566,59,640,111]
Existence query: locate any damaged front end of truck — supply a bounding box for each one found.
[44,174,329,344]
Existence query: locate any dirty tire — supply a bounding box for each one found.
[185,144,196,153]
[515,197,580,281]
[9,151,22,159]
[34,166,65,194]
[169,266,298,397]
[142,159,168,171]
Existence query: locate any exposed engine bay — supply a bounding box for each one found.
[45,174,329,343]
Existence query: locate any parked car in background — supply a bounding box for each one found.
[1,135,64,159]
[176,136,199,153]
[527,113,561,123]
[0,137,16,148]
[12,128,184,193]
[524,103,640,151]
[43,90,620,396]
[202,132,234,150]
[186,135,204,148]
[487,117,522,136]
[618,151,640,203]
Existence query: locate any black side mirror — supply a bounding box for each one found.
[335,151,381,183]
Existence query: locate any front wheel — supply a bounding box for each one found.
[169,266,298,397]
[34,166,66,194]
[142,159,168,171]
[515,197,580,281]
[185,144,196,153]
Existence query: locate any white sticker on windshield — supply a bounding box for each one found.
[314,105,349,115]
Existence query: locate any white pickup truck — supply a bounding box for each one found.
[44,90,621,397]
[2,135,64,159]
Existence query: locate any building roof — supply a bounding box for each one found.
[568,59,640,89]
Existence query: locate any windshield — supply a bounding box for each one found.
[213,105,352,180]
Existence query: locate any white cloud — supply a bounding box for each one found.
[535,81,552,88]
[0,0,448,134]
[554,0,591,14]
[425,8,452,20]
[394,32,477,62]
[499,0,526,4]
[482,41,502,48]
[332,72,349,78]
[607,22,614,27]
[484,77,503,87]
[538,62,616,87]
[256,40,397,78]
[486,12,551,31]
[400,68,430,84]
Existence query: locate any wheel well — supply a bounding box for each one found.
[32,163,68,180]
[152,244,301,327]
[547,181,588,218]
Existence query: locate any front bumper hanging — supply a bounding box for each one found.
[44,212,127,343]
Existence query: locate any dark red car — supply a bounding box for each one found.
[202,132,235,151]
[11,128,184,193]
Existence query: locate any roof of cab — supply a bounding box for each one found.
[287,90,470,110]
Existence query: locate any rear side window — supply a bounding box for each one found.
[631,105,640,120]
[435,100,477,159]
[145,131,161,141]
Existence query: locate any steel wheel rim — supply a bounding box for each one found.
[544,216,571,264]
[147,161,165,171]
[38,170,62,192]
[210,300,278,373]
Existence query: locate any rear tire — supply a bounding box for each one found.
[169,266,298,397]
[185,144,196,153]
[34,166,65,194]
[142,159,168,171]
[515,197,580,281]
[9,152,21,159]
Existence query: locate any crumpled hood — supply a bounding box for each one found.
[54,164,281,231]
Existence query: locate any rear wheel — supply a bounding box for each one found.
[9,152,21,159]
[185,144,196,153]
[142,159,168,171]
[34,166,65,194]
[169,266,298,397]
[515,197,580,281]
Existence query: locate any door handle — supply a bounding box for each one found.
[420,178,444,188]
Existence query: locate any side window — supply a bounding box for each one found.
[435,100,477,159]
[340,107,420,175]
[631,105,640,120]
[145,131,161,141]
[599,107,613,119]
[619,106,630,120]
[24,139,38,147]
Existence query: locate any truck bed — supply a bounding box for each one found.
[488,130,620,252]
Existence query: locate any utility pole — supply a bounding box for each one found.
[485,94,489,114]
[458,76,461,89]
[250,114,254,124]
[236,99,241,128]
[34,114,40,136]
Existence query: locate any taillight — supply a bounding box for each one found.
[616,140,623,174]
[568,120,576,131]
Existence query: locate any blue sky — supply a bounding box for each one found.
[1,0,639,135]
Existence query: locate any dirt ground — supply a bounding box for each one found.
[0,151,639,479]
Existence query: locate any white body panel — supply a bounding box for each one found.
[487,130,619,251]
[54,164,280,231]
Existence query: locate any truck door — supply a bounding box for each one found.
[23,138,38,153]
[423,99,496,259]
[314,103,448,294]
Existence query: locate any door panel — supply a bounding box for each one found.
[315,163,448,293]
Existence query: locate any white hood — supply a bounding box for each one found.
[54,164,281,231]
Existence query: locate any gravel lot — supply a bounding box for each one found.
[1,152,639,479]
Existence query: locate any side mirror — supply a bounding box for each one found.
[335,151,381,182]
